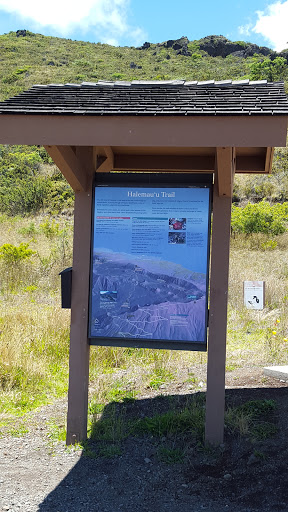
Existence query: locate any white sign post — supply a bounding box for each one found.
[244,281,265,310]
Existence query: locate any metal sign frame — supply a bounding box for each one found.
[88,173,212,351]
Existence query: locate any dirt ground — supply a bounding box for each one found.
[0,366,288,512]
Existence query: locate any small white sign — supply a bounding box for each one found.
[244,281,265,310]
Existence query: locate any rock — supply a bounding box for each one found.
[198,35,276,59]
[144,457,151,463]
[243,44,276,58]
[161,36,190,55]
[16,29,27,37]
[223,473,232,480]
[138,41,150,50]
[180,46,191,57]
[130,62,137,69]
[230,50,246,58]
[247,454,260,466]
[198,35,246,57]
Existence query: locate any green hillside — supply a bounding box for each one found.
[0,31,288,215]
[1,31,288,101]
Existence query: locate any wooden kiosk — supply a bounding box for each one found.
[0,79,287,445]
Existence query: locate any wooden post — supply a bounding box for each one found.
[205,150,234,445]
[66,176,93,445]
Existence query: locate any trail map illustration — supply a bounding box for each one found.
[89,185,210,344]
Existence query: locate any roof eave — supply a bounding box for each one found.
[0,113,287,147]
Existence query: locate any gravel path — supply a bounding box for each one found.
[0,371,288,512]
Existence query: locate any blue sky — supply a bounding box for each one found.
[0,0,287,51]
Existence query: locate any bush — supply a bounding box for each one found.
[0,146,73,215]
[0,242,35,265]
[0,242,36,292]
[231,201,288,235]
[248,56,287,81]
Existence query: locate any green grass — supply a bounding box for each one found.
[157,446,185,464]
[225,399,277,440]
[98,444,122,458]
[90,404,128,442]
[148,368,175,389]
[46,419,66,444]
[86,394,279,461]
[0,419,29,438]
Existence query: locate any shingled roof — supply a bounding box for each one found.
[0,80,288,116]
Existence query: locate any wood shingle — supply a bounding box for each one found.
[0,80,288,116]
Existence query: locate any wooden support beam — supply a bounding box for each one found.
[113,154,215,172]
[44,145,89,192]
[66,175,93,445]
[205,170,232,445]
[95,146,114,172]
[216,147,236,197]
[93,151,269,174]
[75,146,96,178]
[264,147,274,174]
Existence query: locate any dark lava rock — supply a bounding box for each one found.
[165,36,189,50]
[179,46,191,57]
[16,29,27,37]
[198,35,247,58]
[137,42,151,50]
[130,62,137,69]
[243,43,276,58]
[198,35,277,59]
[230,50,246,58]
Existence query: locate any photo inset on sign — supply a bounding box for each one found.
[89,179,211,347]
[169,218,186,231]
[100,291,118,302]
[168,232,186,244]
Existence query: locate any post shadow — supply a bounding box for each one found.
[38,386,288,512]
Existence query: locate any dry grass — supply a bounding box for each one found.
[228,233,288,367]
[1,216,288,421]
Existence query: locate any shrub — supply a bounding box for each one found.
[248,56,287,81]
[0,242,35,265]
[231,201,288,235]
[0,242,36,292]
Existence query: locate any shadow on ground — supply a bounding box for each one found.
[38,387,288,512]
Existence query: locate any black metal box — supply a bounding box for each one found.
[59,267,72,308]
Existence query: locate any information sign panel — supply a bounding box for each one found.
[89,174,212,350]
[244,281,265,310]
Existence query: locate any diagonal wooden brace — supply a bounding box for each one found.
[95,146,114,173]
[44,145,89,192]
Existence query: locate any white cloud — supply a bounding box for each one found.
[252,1,288,51]
[238,23,252,37]
[0,0,146,45]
